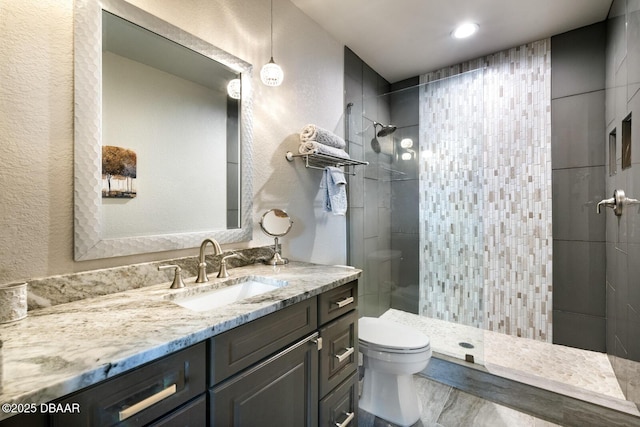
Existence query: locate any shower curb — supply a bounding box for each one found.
[423,356,640,427]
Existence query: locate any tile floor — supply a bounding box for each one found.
[358,375,559,427]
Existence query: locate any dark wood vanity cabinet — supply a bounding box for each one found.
[208,280,359,427]
[0,280,359,427]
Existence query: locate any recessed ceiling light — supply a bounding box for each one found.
[452,22,479,39]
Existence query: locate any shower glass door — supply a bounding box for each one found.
[418,70,485,363]
[349,70,485,365]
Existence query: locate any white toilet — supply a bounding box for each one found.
[358,317,432,426]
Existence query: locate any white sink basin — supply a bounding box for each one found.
[168,276,288,312]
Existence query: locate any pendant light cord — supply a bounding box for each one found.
[270,0,274,58]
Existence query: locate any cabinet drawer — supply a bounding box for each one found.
[210,333,319,427]
[319,372,358,427]
[318,281,357,325]
[148,395,206,427]
[52,342,206,427]
[209,298,317,386]
[319,310,358,398]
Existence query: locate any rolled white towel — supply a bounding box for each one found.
[300,124,346,150]
[299,141,350,159]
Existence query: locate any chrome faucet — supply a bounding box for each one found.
[196,238,223,283]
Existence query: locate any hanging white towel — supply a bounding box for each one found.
[320,166,348,215]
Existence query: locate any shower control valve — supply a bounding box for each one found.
[597,189,639,216]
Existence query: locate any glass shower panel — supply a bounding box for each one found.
[419,70,485,362]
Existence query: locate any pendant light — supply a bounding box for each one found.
[261,0,283,86]
[226,78,241,99]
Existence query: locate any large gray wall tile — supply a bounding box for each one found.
[390,85,419,128]
[391,233,419,290]
[391,178,419,233]
[551,91,606,169]
[552,167,606,241]
[628,244,640,312]
[364,178,379,238]
[553,240,605,316]
[628,305,640,361]
[627,86,640,165]
[613,246,629,352]
[551,22,606,99]
[344,47,362,84]
[607,282,617,353]
[552,310,606,352]
[628,10,640,98]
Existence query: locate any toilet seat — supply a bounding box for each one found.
[359,317,430,354]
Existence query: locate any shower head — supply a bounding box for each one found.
[374,122,397,137]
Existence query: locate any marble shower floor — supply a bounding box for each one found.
[380,309,640,415]
[359,375,560,427]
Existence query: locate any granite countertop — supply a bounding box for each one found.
[0,261,361,420]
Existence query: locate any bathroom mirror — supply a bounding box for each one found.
[259,209,293,265]
[74,0,253,260]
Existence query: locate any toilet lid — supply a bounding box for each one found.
[359,317,430,351]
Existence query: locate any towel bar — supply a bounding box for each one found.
[285,151,368,176]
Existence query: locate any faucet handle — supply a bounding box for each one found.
[158,264,186,289]
[217,251,249,278]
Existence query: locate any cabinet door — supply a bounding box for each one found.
[210,333,319,427]
[319,310,358,398]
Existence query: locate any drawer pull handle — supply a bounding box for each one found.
[336,411,355,427]
[334,296,354,308]
[334,346,355,363]
[118,383,177,421]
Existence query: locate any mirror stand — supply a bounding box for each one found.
[265,236,288,265]
[259,209,293,265]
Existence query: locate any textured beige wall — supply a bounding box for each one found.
[0,0,346,283]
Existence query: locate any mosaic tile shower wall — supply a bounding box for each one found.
[419,39,553,342]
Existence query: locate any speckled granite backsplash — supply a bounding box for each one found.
[26,247,275,310]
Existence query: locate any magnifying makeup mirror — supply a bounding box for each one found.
[259,209,293,265]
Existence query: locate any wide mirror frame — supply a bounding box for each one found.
[74,0,253,261]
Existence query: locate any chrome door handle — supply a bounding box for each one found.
[334,346,355,363]
[334,296,354,308]
[335,411,355,427]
